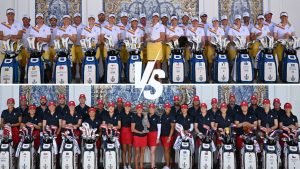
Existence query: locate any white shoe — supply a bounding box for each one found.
[123,165,128,169]
[163,166,170,169]
[127,165,132,169]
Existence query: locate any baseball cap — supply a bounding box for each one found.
[200,12,207,17]
[88,107,97,112]
[149,103,156,109]
[63,15,71,19]
[49,15,57,20]
[173,96,180,102]
[192,16,199,21]
[97,99,104,105]
[79,94,86,99]
[193,96,200,102]
[6,8,15,14]
[88,15,96,19]
[257,14,264,20]
[161,13,168,18]
[182,12,190,18]
[164,103,171,108]
[181,104,188,109]
[229,94,236,99]
[220,103,227,109]
[109,14,116,18]
[264,11,273,15]
[263,99,270,104]
[117,97,123,103]
[211,98,218,104]
[200,103,207,108]
[125,101,131,107]
[29,105,36,110]
[68,101,76,107]
[139,13,146,19]
[152,12,159,17]
[58,94,65,99]
[74,13,81,17]
[240,101,248,107]
[22,15,30,19]
[40,95,47,101]
[36,13,44,18]
[170,15,178,20]
[273,98,281,104]
[280,12,288,17]
[130,17,138,22]
[243,12,250,17]
[221,15,228,20]
[136,104,143,109]
[7,98,15,104]
[48,101,56,107]
[250,95,257,100]
[212,17,219,22]
[98,11,105,15]
[120,12,128,17]
[235,15,242,20]
[108,102,115,107]
[20,95,27,101]
[284,103,292,109]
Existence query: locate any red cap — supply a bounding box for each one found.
[29,105,36,110]
[273,98,281,104]
[58,94,65,99]
[108,102,115,107]
[181,104,188,109]
[40,95,47,101]
[200,103,207,108]
[125,101,131,107]
[97,99,104,105]
[68,101,76,107]
[149,103,156,109]
[284,103,292,109]
[7,98,15,104]
[136,104,143,109]
[251,95,257,100]
[79,94,86,99]
[240,101,248,107]
[193,96,200,102]
[88,107,97,112]
[220,103,227,109]
[211,98,218,104]
[48,101,56,107]
[20,95,27,101]
[164,103,171,108]
[173,96,180,101]
[229,94,235,99]
[117,97,123,103]
[263,99,270,104]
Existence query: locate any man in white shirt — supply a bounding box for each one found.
[264,11,276,35]
[178,12,191,36]
[126,18,145,44]
[20,15,31,83]
[138,13,147,63]
[220,15,231,37]
[242,12,254,31]
[96,11,109,62]
[117,12,131,64]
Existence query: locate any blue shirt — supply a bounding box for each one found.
[257,110,278,128]
[161,112,176,136]
[148,113,161,132]
[279,112,298,127]
[120,111,133,127]
[215,113,233,129]
[1,108,21,124]
[234,112,257,135]
[131,114,146,137]
[195,113,215,134]
[43,111,61,127]
[176,114,193,131]
[102,112,120,126]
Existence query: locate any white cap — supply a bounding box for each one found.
[36,13,44,18]
[152,12,159,17]
[161,13,168,18]
[235,15,242,20]
[22,14,30,19]
[74,13,81,17]
[192,16,199,21]
[130,18,138,22]
[63,15,71,19]
[264,11,273,15]
[200,12,207,17]
[242,12,250,17]
[109,14,116,18]
[182,12,190,18]
[49,15,57,20]
[170,15,178,20]
[280,12,288,17]
[212,17,218,22]
[139,13,146,19]
[120,12,128,17]
[6,8,15,14]
[88,15,96,19]
[98,10,105,15]
[221,15,228,20]
[257,15,264,20]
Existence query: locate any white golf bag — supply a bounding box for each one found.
[217,125,236,169]
[281,127,300,169]
[0,39,23,84]
[260,127,282,169]
[60,125,80,169]
[80,122,99,169]
[0,124,15,169]
[240,128,260,169]
[173,123,194,169]
[123,36,143,83]
[39,125,58,169]
[101,124,120,169]
[16,124,36,169]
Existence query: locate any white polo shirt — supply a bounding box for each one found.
[117,22,130,41]
[228,25,250,40]
[146,22,165,41]
[49,26,58,47]
[166,25,184,38]
[125,27,144,43]
[30,24,51,50]
[263,21,276,33]
[96,20,109,28]
[73,23,86,45]
[273,23,295,39]
[101,24,121,46]
[178,23,191,36]
[21,25,32,49]
[242,23,254,31]
[0,21,22,36]
[56,25,77,44]
[207,27,225,37]
[250,25,270,40]
[221,24,231,37]
[81,25,101,44]
[186,26,205,38]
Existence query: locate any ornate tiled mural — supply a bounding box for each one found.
[104,0,198,20]
[219,0,263,23]
[35,0,82,25]
[91,85,195,114]
[20,86,69,106]
[218,85,268,105]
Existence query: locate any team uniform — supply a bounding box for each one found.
[72,23,86,63]
[96,108,107,122]
[263,21,276,35]
[221,24,231,37]
[165,25,184,59]
[207,108,221,118]
[160,112,176,147]
[170,105,181,118]
[75,104,90,122]
[56,25,77,61]
[228,25,250,60]
[1,108,21,147]
[188,106,200,121]
[17,106,29,117]
[81,25,101,59]
[63,110,82,141]
[207,27,225,63]
[248,105,264,118]
[120,111,133,144]
[43,110,62,144]
[227,104,241,119]
[49,26,58,61]
[176,114,194,131]
[20,25,31,68]
[273,23,295,62]
[36,105,50,120]
[214,113,233,145]
[147,113,161,147]
[117,22,130,63]
[22,114,42,150]
[83,116,101,148]
[194,113,215,145]
[55,105,69,118]
[125,27,145,58]
[249,25,270,58]
[146,22,165,61]
[95,20,109,59]
[101,24,121,58]
[186,26,205,60]
[102,112,120,126]
[30,24,51,59]
[131,114,147,147]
